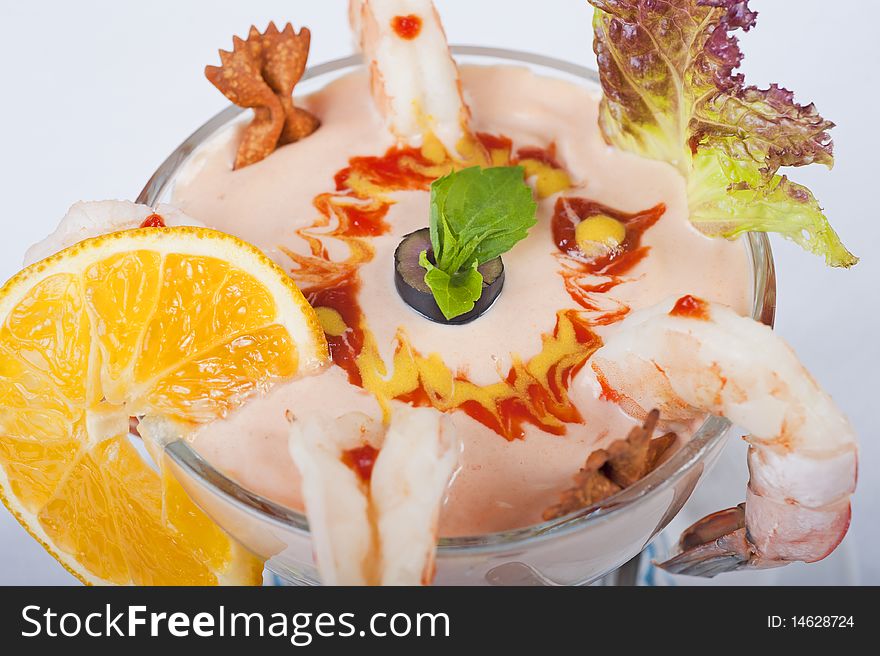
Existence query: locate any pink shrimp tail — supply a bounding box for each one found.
[745,444,857,563]
[746,490,851,562]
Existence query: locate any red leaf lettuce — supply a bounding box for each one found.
[589,0,856,266]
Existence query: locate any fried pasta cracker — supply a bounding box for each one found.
[543,410,676,520]
[206,22,320,169]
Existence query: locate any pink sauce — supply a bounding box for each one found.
[171,66,752,536]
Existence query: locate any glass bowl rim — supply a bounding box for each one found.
[138,45,777,555]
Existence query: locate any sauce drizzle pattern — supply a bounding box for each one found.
[282,136,660,440]
[552,197,665,325]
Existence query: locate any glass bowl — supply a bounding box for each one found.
[137,46,777,586]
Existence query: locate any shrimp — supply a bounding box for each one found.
[577,295,857,576]
[349,0,471,153]
[288,406,461,585]
[24,200,204,266]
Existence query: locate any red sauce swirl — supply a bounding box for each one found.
[342,444,380,482]
[139,213,166,228]
[391,15,423,40]
[670,295,710,320]
[551,198,665,276]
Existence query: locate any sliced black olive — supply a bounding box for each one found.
[394,228,505,325]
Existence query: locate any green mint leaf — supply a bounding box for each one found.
[429,172,455,265]
[421,166,537,319]
[431,166,537,271]
[420,252,484,320]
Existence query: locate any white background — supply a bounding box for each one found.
[0,1,876,585]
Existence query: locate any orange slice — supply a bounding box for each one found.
[0,227,327,585]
